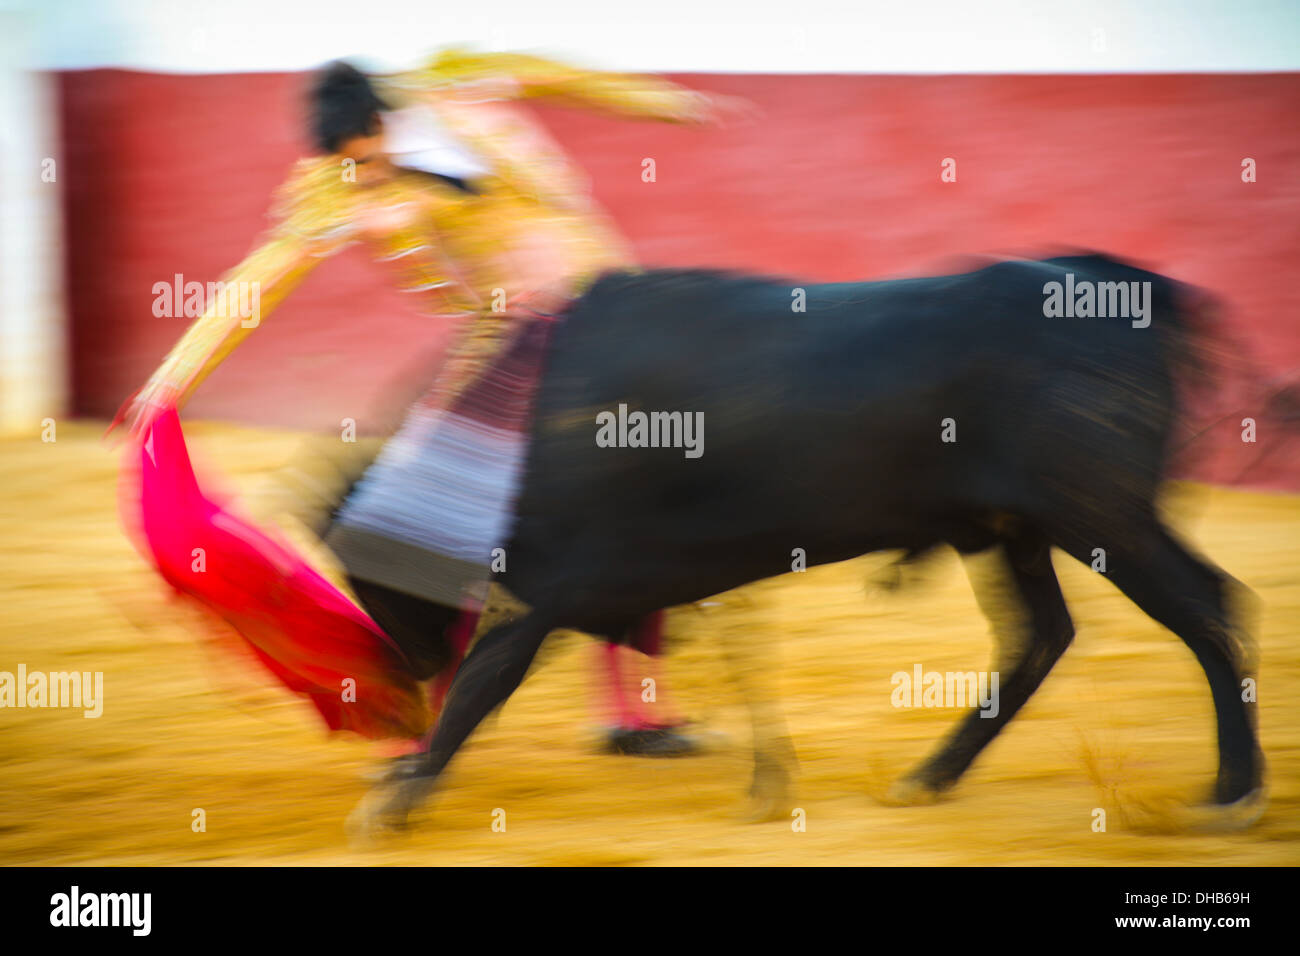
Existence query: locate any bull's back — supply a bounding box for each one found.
[510,258,1185,608]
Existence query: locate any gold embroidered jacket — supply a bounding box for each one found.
[118,48,714,434]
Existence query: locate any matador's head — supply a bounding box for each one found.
[308,61,394,186]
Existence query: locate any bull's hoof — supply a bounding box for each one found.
[345,788,409,848]
[1187,785,1269,832]
[882,775,949,807]
[744,756,796,822]
[743,783,793,823]
[1114,783,1269,834]
[345,774,438,847]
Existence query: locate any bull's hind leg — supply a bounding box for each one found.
[714,603,797,821]
[889,530,1074,803]
[1058,524,1264,811]
[349,612,552,835]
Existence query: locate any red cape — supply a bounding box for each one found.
[119,409,429,740]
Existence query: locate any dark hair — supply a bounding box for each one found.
[308,60,388,153]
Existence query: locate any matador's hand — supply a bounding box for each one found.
[690,91,763,128]
[105,386,174,445]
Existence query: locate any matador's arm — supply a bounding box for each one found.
[110,159,359,438]
[392,46,726,124]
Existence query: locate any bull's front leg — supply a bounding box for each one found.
[348,610,551,838]
[887,534,1073,804]
[709,592,798,821]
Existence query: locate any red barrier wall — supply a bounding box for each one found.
[59,71,1300,486]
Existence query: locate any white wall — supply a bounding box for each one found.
[21,0,1300,74]
[0,0,1294,429]
[0,4,66,432]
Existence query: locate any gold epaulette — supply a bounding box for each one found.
[271,156,362,250]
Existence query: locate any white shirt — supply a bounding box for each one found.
[380,106,491,181]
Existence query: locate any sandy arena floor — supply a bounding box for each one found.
[1,421,1296,865]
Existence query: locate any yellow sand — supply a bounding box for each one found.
[0,421,1296,865]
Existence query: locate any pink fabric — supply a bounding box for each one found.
[598,641,635,730]
[119,409,429,739]
[595,634,682,731]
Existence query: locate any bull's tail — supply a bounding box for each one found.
[1163,279,1300,486]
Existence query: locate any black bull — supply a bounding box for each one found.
[351,254,1265,830]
